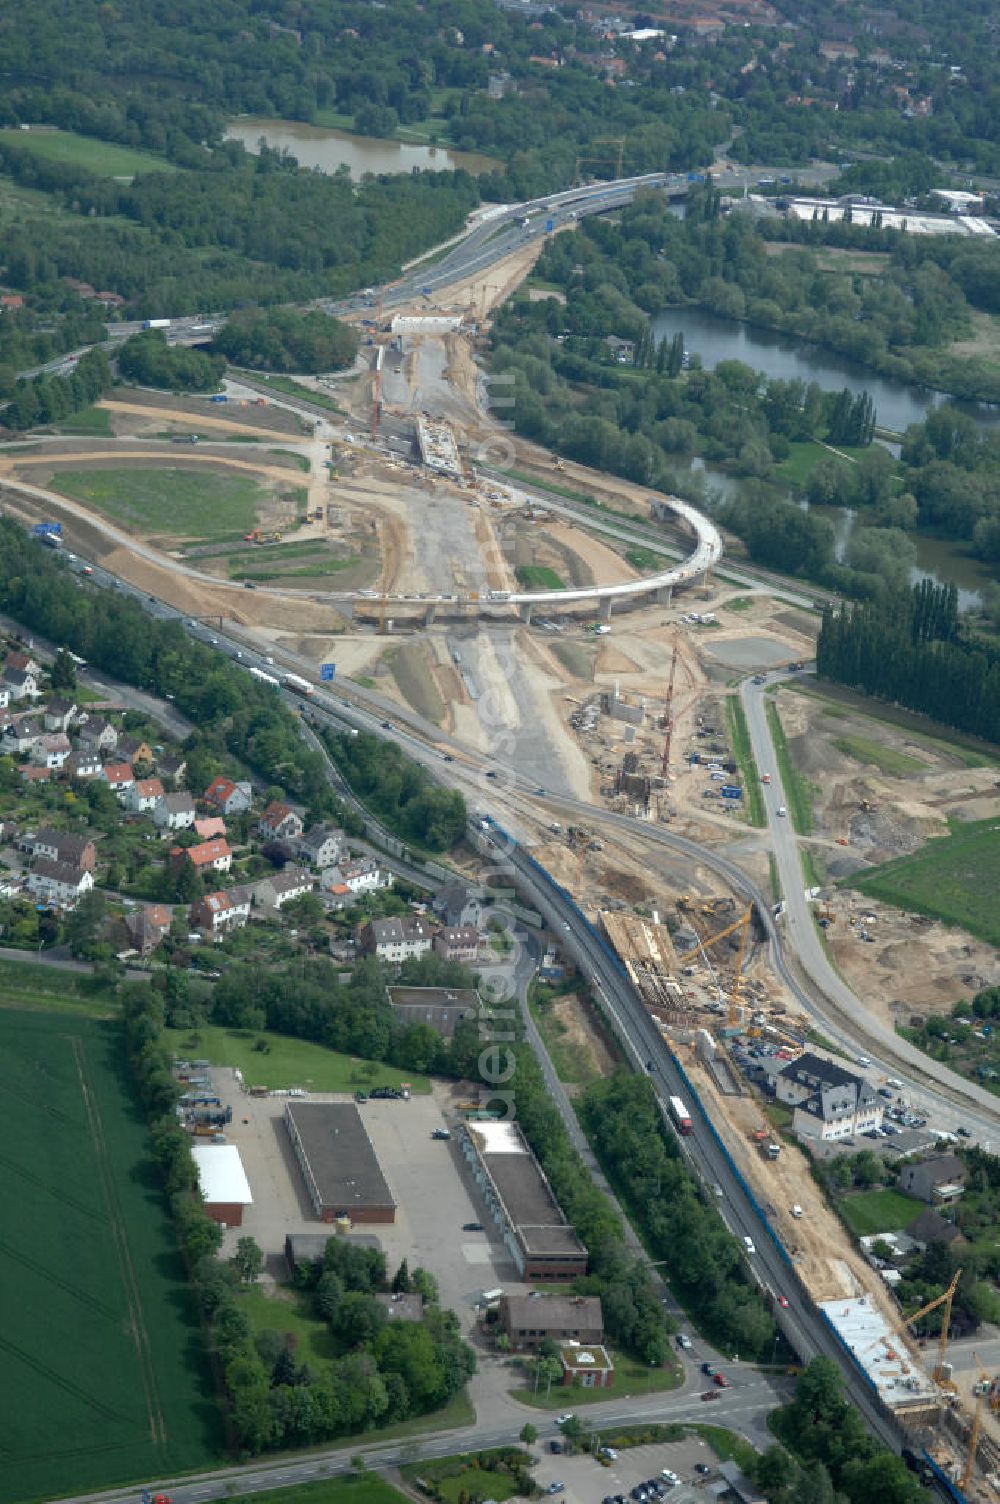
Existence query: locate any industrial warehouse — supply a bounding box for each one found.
[460,1120,588,1280]
[285,1102,397,1224]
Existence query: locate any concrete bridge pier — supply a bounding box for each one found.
[602,596,613,623]
[655,583,673,606]
[519,602,533,625]
[424,603,437,626]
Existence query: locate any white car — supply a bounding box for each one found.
[776,805,787,817]
[743,1236,756,1255]
[556,1413,575,1427]
[856,1056,872,1068]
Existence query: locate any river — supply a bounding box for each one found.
[226,117,498,179]
[650,304,999,437]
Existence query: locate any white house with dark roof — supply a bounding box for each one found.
[153,791,197,831]
[26,858,94,906]
[776,1052,883,1142]
[30,732,71,769]
[43,697,78,732]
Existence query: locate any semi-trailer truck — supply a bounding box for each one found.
[282,672,315,697]
[669,1095,693,1135]
[143,318,171,329]
[249,666,280,689]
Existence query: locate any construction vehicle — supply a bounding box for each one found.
[859,798,877,813]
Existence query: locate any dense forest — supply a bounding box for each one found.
[816,581,1000,742]
[0,140,480,316]
[214,308,359,375]
[117,330,225,392]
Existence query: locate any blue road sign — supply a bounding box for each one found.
[320,663,336,681]
[545,218,554,232]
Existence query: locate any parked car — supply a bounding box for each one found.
[462,1222,483,1232]
[701,1389,721,1402]
[546,1484,565,1495]
[743,1236,756,1255]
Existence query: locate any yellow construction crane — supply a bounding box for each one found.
[868,1268,962,1392]
[689,904,754,1027]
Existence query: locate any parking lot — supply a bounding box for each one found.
[532,1437,724,1504]
[200,1069,524,1334]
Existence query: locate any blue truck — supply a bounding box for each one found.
[720,784,743,800]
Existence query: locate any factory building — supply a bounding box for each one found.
[285,1102,396,1225]
[191,1143,253,1228]
[460,1120,588,1281]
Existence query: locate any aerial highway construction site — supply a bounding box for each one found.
[3,213,1000,1498]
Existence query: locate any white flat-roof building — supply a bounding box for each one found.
[787,198,995,238]
[192,1143,253,1228]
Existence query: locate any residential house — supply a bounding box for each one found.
[30,732,71,770]
[153,791,196,832]
[3,715,42,755]
[4,667,40,702]
[357,916,434,964]
[157,750,187,787]
[906,1208,964,1251]
[20,765,52,785]
[43,697,77,732]
[123,904,172,956]
[190,890,251,933]
[125,777,165,814]
[194,817,227,841]
[500,1294,603,1351]
[172,838,233,875]
[433,925,480,963]
[26,858,94,907]
[258,801,304,842]
[253,867,313,910]
[322,882,355,911]
[4,650,41,678]
[296,824,344,870]
[325,856,386,895]
[79,716,118,754]
[204,775,253,816]
[0,686,10,711]
[432,880,484,929]
[899,1155,967,1205]
[104,762,135,797]
[1,294,24,312]
[64,749,105,781]
[387,985,480,1038]
[29,829,97,871]
[118,735,154,769]
[775,1051,882,1143]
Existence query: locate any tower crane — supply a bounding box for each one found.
[690,905,754,1027]
[866,1268,962,1393]
[573,136,626,187]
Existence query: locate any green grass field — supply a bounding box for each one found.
[0,128,175,178]
[838,1189,922,1237]
[774,440,886,489]
[528,990,602,1087]
[52,466,267,540]
[163,1024,431,1094]
[0,1010,221,1503]
[831,734,929,776]
[846,817,1000,948]
[53,405,114,437]
[516,564,565,591]
[515,1352,682,1408]
[725,698,766,827]
[788,679,1000,768]
[766,700,814,834]
[239,1283,339,1365]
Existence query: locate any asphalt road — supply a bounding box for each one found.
[47,1379,788,1504]
[741,669,1000,1140]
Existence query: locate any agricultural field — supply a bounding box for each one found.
[49,466,270,541]
[163,1023,432,1094]
[0,127,175,178]
[847,817,1000,948]
[228,1478,408,1504]
[0,1009,221,1503]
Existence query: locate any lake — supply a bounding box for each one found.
[650,304,998,437]
[226,117,499,179]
